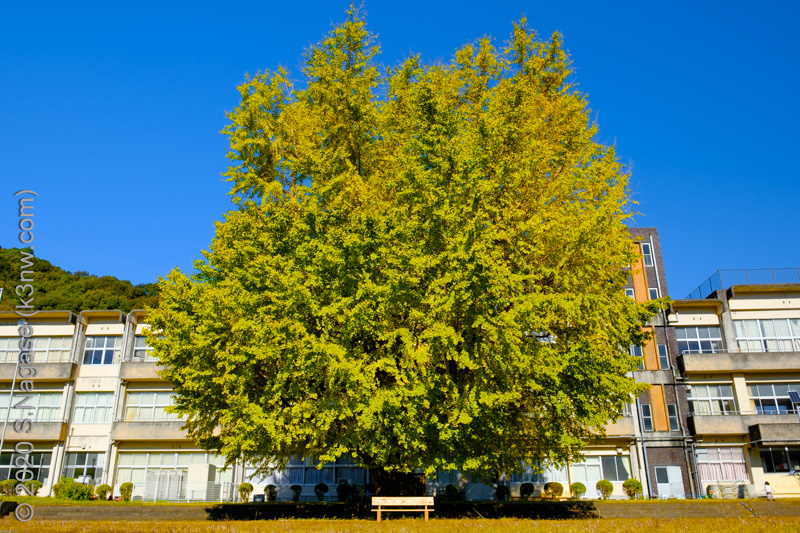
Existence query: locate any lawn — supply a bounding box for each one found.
[1,518,799,532]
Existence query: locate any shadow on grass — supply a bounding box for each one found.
[205,500,599,521]
[0,501,17,518]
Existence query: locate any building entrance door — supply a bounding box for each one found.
[655,466,685,499]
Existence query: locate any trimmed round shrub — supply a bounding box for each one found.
[0,479,16,496]
[266,484,278,501]
[290,484,302,501]
[622,479,643,500]
[495,484,510,501]
[444,484,463,500]
[543,481,563,499]
[239,482,253,502]
[596,479,613,500]
[95,483,112,500]
[314,483,329,501]
[336,482,355,502]
[120,482,134,502]
[519,482,534,500]
[24,479,43,497]
[570,482,586,499]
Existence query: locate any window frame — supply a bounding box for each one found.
[759,446,800,473]
[640,243,654,267]
[0,452,52,485]
[675,326,724,354]
[0,392,63,423]
[657,344,669,369]
[72,392,114,424]
[625,288,635,299]
[117,452,235,485]
[62,452,105,485]
[630,345,644,370]
[734,318,800,353]
[83,336,122,365]
[641,404,654,431]
[133,336,158,362]
[123,391,181,422]
[696,447,747,481]
[572,455,631,484]
[0,336,73,364]
[687,384,736,415]
[748,382,800,415]
[667,403,680,430]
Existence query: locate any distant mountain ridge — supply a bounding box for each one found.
[0,247,158,313]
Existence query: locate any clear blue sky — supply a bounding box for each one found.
[1,1,798,298]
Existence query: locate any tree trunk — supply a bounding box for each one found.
[370,468,425,496]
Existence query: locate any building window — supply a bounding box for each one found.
[696,447,747,481]
[657,344,669,369]
[117,452,234,485]
[748,383,800,414]
[0,392,62,422]
[667,404,680,430]
[73,392,113,424]
[133,336,158,362]
[734,319,800,353]
[675,326,724,354]
[0,452,52,485]
[63,453,105,485]
[625,288,635,299]
[508,463,563,483]
[433,469,463,485]
[687,384,735,415]
[248,456,368,487]
[640,243,653,267]
[648,288,659,300]
[622,402,633,417]
[123,391,181,422]
[532,331,555,343]
[759,447,800,473]
[641,404,653,431]
[572,456,630,484]
[630,345,644,370]
[118,452,191,485]
[0,336,72,364]
[83,336,121,365]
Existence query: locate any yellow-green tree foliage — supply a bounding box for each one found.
[148,9,659,480]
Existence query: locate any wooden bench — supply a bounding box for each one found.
[371,496,434,522]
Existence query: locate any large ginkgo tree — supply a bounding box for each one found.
[147,7,660,494]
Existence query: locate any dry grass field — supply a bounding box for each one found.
[1,517,799,533]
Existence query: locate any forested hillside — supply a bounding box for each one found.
[0,247,159,313]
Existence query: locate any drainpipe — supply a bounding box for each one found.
[649,233,696,498]
[690,440,703,498]
[102,378,126,486]
[635,397,653,497]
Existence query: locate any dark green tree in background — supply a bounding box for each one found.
[0,247,158,313]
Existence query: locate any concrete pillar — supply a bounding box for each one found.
[106,442,119,492]
[731,374,751,414]
[47,441,64,495]
[718,293,739,353]
[748,447,764,487]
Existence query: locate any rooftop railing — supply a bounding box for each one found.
[687,268,800,299]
